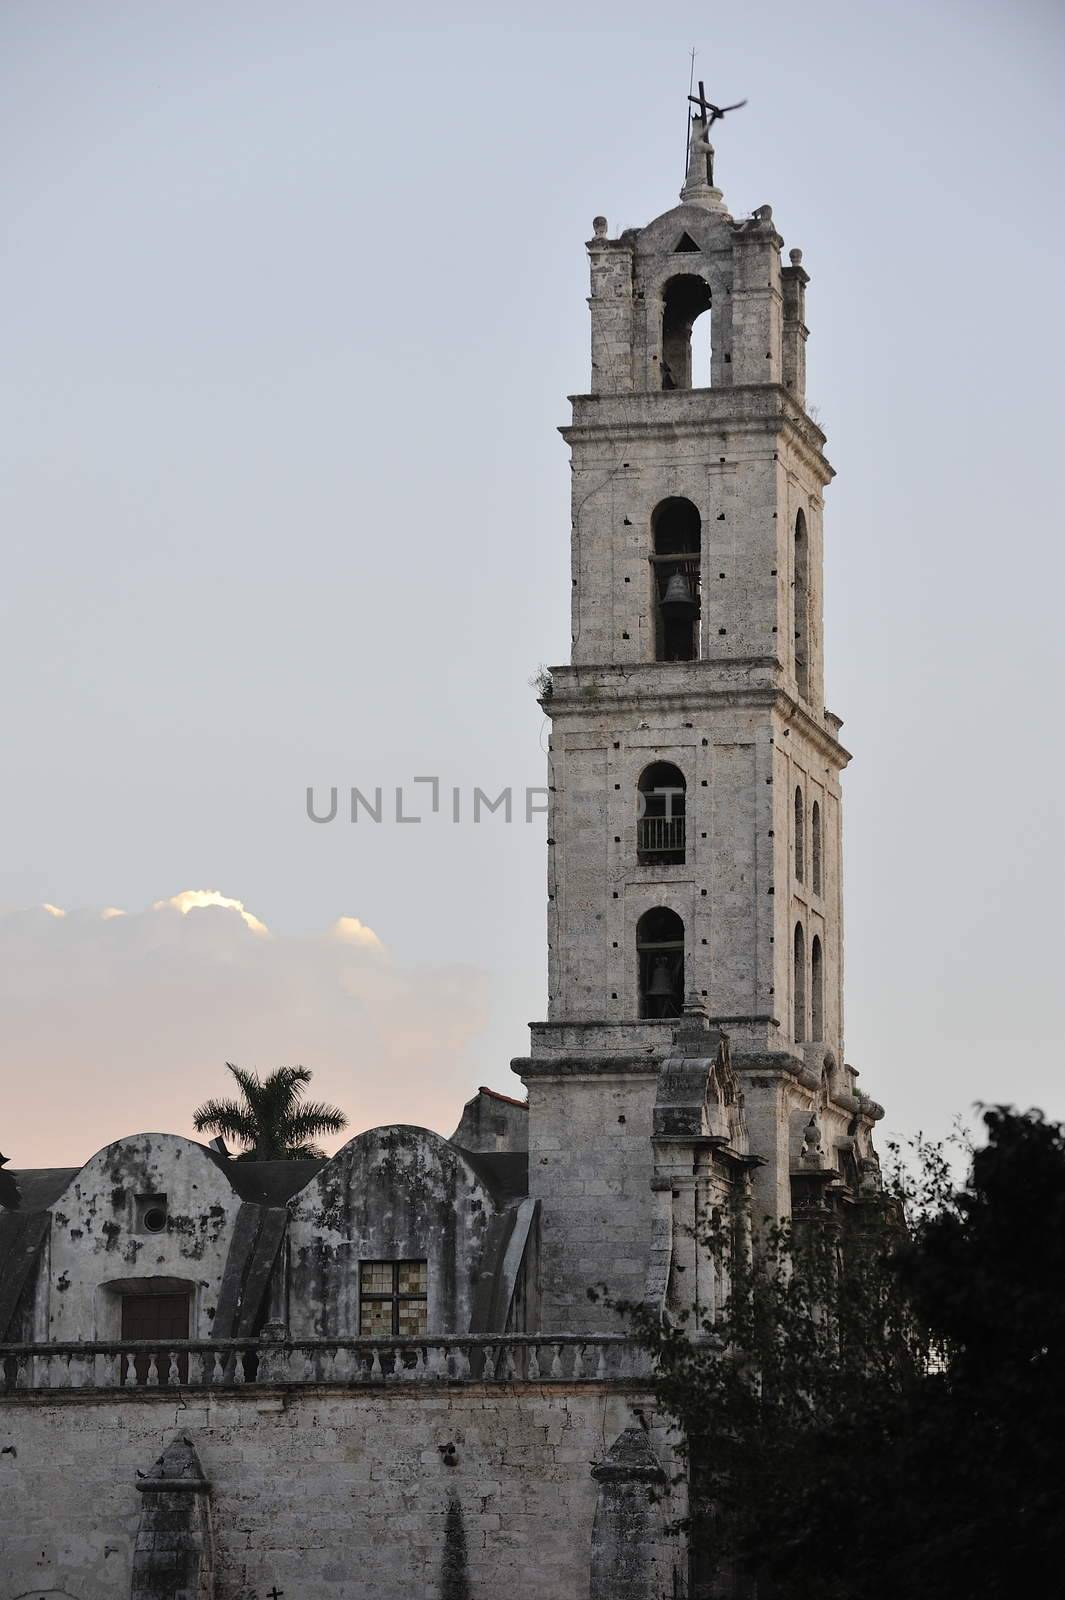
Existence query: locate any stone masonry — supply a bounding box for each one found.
[0,106,886,1600]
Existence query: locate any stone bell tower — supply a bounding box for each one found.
[513,108,883,1333]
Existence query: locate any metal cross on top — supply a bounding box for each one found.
[687,80,747,128]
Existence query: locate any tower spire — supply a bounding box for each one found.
[680,81,747,209]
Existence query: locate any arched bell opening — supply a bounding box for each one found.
[637,906,685,1019]
[637,762,686,864]
[811,935,824,1042]
[794,508,810,700]
[793,922,806,1044]
[661,273,713,391]
[651,498,701,662]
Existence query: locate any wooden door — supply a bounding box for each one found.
[121,1291,190,1383]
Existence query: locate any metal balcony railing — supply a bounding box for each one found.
[637,815,685,857]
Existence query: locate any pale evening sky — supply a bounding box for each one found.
[1,0,1062,1169]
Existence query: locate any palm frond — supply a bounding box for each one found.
[198,1063,348,1160]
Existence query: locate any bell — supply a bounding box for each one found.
[645,959,677,998]
[660,571,698,617]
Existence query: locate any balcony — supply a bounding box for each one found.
[636,815,685,862]
[0,1333,653,1395]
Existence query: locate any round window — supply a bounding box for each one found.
[142,1206,167,1234]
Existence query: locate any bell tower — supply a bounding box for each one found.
[514,106,883,1332]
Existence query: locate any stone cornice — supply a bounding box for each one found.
[513,1055,662,1079]
[543,672,852,767]
[561,384,832,485]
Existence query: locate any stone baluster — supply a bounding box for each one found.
[168,1351,180,1386]
[451,1344,471,1380]
[125,1352,139,1388]
[551,1343,565,1379]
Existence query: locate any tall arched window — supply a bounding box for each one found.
[811,935,824,1041]
[637,907,685,1018]
[661,274,713,391]
[793,922,806,1044]
[637,762,686,864]
[811,801,822,896]
[652,498,700,662]
[794,786,805,883]
[794,509,810,700]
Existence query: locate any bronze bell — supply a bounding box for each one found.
[645,958,677,998]
[660,571,698,616]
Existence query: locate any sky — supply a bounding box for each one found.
[1,0,1063,1170]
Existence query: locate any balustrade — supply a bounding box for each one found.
[0,1333,652,1395]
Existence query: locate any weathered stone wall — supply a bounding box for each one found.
[0,1384,682,1600]
[38,1136,244,1343]
[286,1128,500,1338]
[521,1071,659,1333]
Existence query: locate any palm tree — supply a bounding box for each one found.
[193,1064,348,1161]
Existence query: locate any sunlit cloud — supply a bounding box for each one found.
[0,893,492,1168]
[329,915,382,949]
[154,888,269,936]
[41,902,66,918]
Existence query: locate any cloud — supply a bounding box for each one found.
[154,888,270,936]
[0,893,491,1168]
[329,915,382,949]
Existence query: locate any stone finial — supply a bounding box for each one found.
[789,247,804,266]
[680,114,726,212]
[136,1432,209,1492]
[800,1115,825,1169]
[591,1425,667,1485]
[592,215,609,239]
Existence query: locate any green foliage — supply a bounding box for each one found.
[618,1107,1065,1599]
[192,1063,348,1161]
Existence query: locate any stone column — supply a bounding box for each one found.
[132,1433,213,1600]
[589,1427,668,1600]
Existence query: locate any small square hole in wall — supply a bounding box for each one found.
[135,1194,168,1235]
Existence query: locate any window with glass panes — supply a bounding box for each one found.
[359,1260,428,1336]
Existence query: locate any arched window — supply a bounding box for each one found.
[652,498,700,662]
[637,907,685,1019]
[794,786,805,883]
[811,935,824,1041]
[793,922,806,1044]
[811,801,822,896]
[793,509,810,700]
[661,274,713,391]
[637,762,686,864]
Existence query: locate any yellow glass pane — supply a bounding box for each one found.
[397,1299,428,1338]
[361,1262,393,1295]
[360,1298,393,1336]
[398,1261,427,1296]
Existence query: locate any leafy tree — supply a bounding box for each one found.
[193,1063,348,1161]
[616,1107,1065,1600]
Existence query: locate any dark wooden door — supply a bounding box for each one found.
[121,1292,190,1383]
